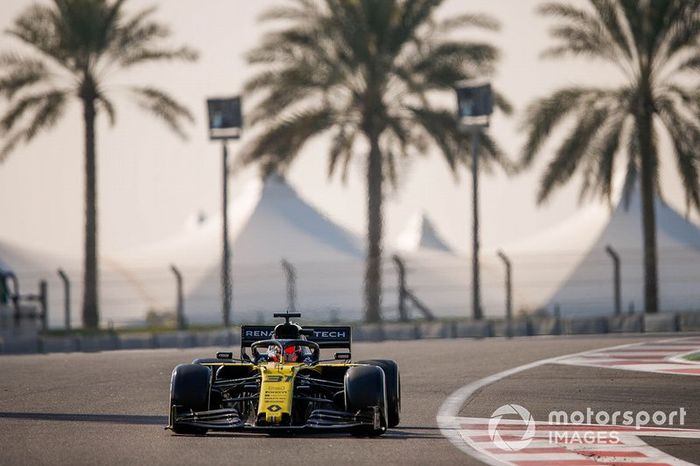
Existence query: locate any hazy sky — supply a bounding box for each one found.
[0,0,694,259]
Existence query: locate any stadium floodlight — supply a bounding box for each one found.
[207,96,243,328]
[207,97,242,140]
[456,82,492,128]
[455,82,493,321]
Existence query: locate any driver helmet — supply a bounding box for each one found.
[284,344,301,363]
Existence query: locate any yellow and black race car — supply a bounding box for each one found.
[167,312,400,436]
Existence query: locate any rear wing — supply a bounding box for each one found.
[240,325,352,351]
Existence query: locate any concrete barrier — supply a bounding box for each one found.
[41,337,79,353]
[607,315,643,333]
[492,320,531,337]
[353,324,385,342]
[197,330,237,347]
[3,310,700,355]
[119,333,153,350]
[644,313,679,332]
[79,335,119,352]
[454,321,492,338]
[382,323,419,340]
[567,317,608,335]
[153,332,180,349]
[417,322,452,339]
[530,318,561,336]
[679,312,700,332]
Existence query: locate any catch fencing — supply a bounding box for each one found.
[2,245,700,330]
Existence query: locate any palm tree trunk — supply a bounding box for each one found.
[82,93,99,328]
[637,102,659,313]
[364,132,383,323]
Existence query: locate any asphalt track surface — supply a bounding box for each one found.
[0,334,698,465]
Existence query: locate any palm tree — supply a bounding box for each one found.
[0,0,197,328]
[520,0,700,313]
[241,0,510,322]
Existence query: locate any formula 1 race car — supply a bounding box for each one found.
[167,312,400,436]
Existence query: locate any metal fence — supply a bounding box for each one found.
[3,246,700,330]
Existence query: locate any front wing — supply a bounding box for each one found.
[167,406,383,434]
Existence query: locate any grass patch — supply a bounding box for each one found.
[684,352,700,362]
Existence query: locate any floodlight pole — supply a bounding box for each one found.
[457,82,491,321]
[222,140,232,328]
[471,127,482,321]
[207,96,242,328]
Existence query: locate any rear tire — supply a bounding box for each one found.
[169,364,211,435]
[344,365,387,436]
[357,359,400,427]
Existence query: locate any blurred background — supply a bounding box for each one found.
[1,0,699,331]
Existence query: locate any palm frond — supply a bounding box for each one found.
[493,90,514,116]
[130,86,193,138]
[106,3,198,71]
[386,0,441,55]
[328,124,358,181]
[478,132,513,174]
[258,0,321,22]
[0,54,50,99]
[538,2,624,62]
[589,0,633,59]
[675,54,700,74]
[6,4,67,67]
[656,96,700,212]
[0,90,66,161]
[618,0,646,63]
[244,60,342,126]
[118,46,197,68]
[96,92,116,126]
[581,113,627,203]
[107,6,167,53]
[537,106,612,203]
[650,0,700,65]
[238,108,334,176]
[414,41,499,79]
[438,13,500,32]
[384,149,399,190]
[0,1,196,163]
[408,107,461,172]
[244,0,508,180]
[621,149,638,210]
[0,90,61,133]
[520,87,611,167]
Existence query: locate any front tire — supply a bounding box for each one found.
[344,365,387,436]
[357,359,400,427]
[169,364,211,435]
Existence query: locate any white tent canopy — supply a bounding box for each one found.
[112,176,366,323]
[396,212,454,253]
[113,179,516,324]
[491,188,700,316]
[393,213,509,319]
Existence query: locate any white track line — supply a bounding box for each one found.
[436,338,700,465]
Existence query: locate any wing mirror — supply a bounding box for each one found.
[216,351,233,359]
[334,352,351,360]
